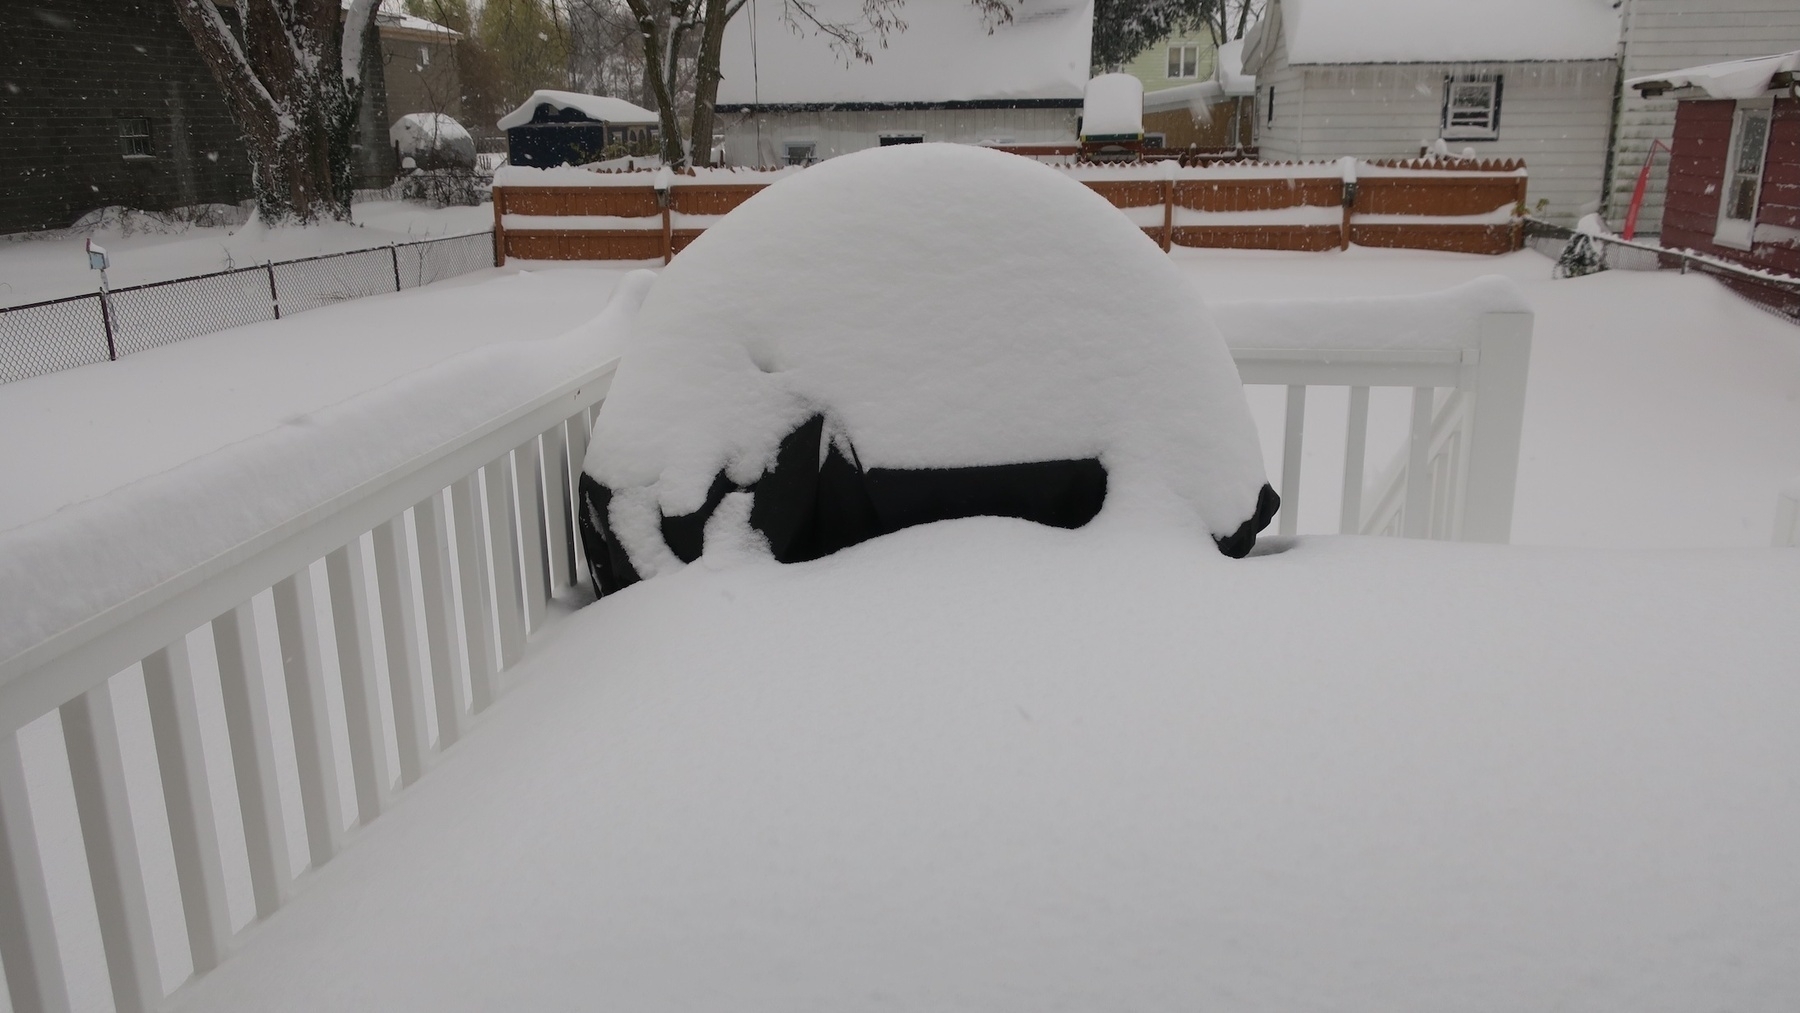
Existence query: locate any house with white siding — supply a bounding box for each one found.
[712,0,1092,167]
[1605,0,1800,237]
[1240,0,1621,222]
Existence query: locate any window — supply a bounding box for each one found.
[1715,99,1772,250]
[878,134,923,146]
[1442,75,1502,140]
[1167,43,1199,79]
[783,141,816,166]
[418,45,431,67]
[1145,133,1166,150]
[118,117,153,159]
[1266,86,1274,125]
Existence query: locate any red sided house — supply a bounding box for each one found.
[1629,52,1800,279]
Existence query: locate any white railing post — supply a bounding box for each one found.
[0,733,71,1013]
[212,602,291,919]
[450,477,498,713]
[273,567,343,869]
[62,681,162,1013]
[414,492,467,749]
[1458,311,1533,543]
[373,516,431,786]
[1773,485,1799,547]
[325,539,391,823]
[142,638,231,974]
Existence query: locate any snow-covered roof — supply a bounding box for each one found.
[716,0,1092,107]
[341,0,460,39]
[1628,51,1800,100]
[497,91,661,131]
[1143,81,1222,115]
[1271,0,1619,65]
[1216,38,1254,96]
[1082,74,1144,137]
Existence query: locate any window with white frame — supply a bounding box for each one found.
[419,45,431,67]
[1167,43,1199,79]
[1715,99,1772,250]
[1442,75,1502,140]
[784,141,817,166]
[118,117,153,159]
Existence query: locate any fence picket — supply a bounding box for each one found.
[325,540,391,823]
[0,733,72,1013]
[61,682,161,1013]
[272,568,343,868]
[141,639,231,974]
[212,602,291,918]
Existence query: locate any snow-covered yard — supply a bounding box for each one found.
[0,202,492,308]
[1,179,1797,1010]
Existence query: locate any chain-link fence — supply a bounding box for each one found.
[0,230,495,385]
[1524,218,1800,322]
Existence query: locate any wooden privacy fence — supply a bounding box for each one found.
[492,158,1528,263]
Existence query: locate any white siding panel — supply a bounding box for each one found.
[1289,62,1616,220]
[1609,0,1800,235]
[717,107,1079,166]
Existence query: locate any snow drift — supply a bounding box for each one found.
[580,143,1275,595]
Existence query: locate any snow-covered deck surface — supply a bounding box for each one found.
[2,242,1798,1009]
[172,523,1797,1011]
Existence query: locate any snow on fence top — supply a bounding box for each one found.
[1273,0,1620,64]
[493,157,1524,188]
[1628,51,1800,100]
[715,0,1093,107]
[497,90,661,131]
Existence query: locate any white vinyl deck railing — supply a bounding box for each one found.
[0,290,1532,1013]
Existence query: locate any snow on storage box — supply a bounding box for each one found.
[579,143,1276,596]
[1081,73,1145,139]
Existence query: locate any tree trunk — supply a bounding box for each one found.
[626,0,690,166]
[688,0,730,166]
[171,0,361,223]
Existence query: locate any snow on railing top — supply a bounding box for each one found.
[1215,277,1531,353]
[493,156,1527,189]
[0,274,649,701]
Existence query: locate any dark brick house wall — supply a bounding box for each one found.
[0,0,255,234]
[1662,96,1800,278]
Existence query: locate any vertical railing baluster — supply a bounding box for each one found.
[62,681,161,1013]
[372,517,430,786]
[1404,386,1435,538]
[326,540,391,823]
[272,568,342,869]
[1340,386,1370,534]
[213,602,290,919]
[515,437,552,631]
[541,422,576,591]
[1279,384,1306,537]
[450,476,498,714]
[142,639,231,974]
[0,732,72,1013]
[414,492,466,749]
[485,456,527,669]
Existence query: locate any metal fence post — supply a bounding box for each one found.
[390,243,402,292]
[97,291,118,362]
[265,261,280,320]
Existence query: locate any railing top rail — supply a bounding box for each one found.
[0,353,617,734]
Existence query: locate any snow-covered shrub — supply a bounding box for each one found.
[390,113,477,170]
[578,143,1277,596]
